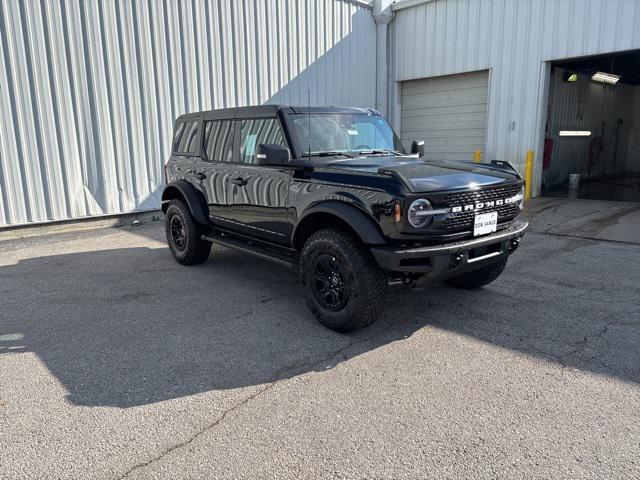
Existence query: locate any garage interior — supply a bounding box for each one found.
[542,50,640,202]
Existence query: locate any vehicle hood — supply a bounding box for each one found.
[324,156,520,193]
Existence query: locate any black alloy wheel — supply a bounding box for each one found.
[164,199,211,265]
[299,228,387,332]
[170,215,187,251]
[312,253,350,311]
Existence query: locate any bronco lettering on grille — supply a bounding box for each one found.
[451,197,514,213]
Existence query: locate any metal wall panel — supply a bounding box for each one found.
[0,0,376,227]
[400,70,488,161]
[391,0,640,195]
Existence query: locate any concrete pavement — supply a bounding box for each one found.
[0,199,638,479]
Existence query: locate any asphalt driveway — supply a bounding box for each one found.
[0,199,639,479]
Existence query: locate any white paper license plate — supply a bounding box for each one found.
[473,211,498,237]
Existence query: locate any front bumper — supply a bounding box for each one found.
[371,220,528,279]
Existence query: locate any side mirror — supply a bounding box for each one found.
[411,140,425,157]
[257,144,290,166]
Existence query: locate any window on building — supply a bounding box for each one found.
[239,118,286,164]
[203,121,235,163]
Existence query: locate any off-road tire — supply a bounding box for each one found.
[444,257,507,289]
[165,199,211,265]
[300,228,387,332]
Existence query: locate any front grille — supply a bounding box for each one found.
[441,183,521,233]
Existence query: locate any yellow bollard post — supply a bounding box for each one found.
[524,150,534,201]
[474,150,482,163]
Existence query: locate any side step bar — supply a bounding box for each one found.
[201,232,298,270]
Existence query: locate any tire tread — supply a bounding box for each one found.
[300,228,387,332]
[165,199,211,265]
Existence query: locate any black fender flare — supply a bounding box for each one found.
[161,180,209,225]
[293,201,386,246]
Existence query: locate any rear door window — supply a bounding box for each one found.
[239,118,286,164]
[203,121,235,163]
[172,120,200,155]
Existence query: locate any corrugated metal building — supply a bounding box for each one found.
[389,0,640,198]
[0,0,376,227]
[3,0,640,228]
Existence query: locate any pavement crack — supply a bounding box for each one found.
[117,319,397,479]
[523,319,616,374]
[525,344,568,368]
[274,319,398,380]
[116,384,272,479]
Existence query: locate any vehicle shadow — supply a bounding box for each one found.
[0,228,638,408]
[0,241,421,408]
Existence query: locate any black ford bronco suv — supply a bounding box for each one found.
[162,106,528,332]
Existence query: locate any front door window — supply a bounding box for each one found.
[239,118,286,164]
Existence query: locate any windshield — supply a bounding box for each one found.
[288,113,406,156]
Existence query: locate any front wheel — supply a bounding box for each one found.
[299,229,387,332]
[444,257,507,289]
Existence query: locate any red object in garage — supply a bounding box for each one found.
[543,137,554,170]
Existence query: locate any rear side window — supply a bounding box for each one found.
[172,120,200,154]
[239,118,286,164]
[203,121,235,163]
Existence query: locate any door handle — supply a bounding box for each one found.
[230,176,248,186]
[194,172,207,180]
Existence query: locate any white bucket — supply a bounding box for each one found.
[568,174,581,189]
[568,174,580,199]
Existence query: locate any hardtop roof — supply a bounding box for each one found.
[176,105,380,122]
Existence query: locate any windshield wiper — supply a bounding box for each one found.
[301,151,355,158]
[358,149,403,156]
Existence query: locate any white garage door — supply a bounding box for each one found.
[400,70,489,162]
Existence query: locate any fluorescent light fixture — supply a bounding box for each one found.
[563,72,578,82]
[591,71,620,85]
[559,130,592,137]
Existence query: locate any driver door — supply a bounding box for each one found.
[227,117,293,244]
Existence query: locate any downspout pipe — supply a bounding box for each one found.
[373,0,394,117]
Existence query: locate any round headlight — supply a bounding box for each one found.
[407,199,433,228]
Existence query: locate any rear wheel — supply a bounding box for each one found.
[165,199,211,265]
[299,228,387,332]
[444,257,507,289]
